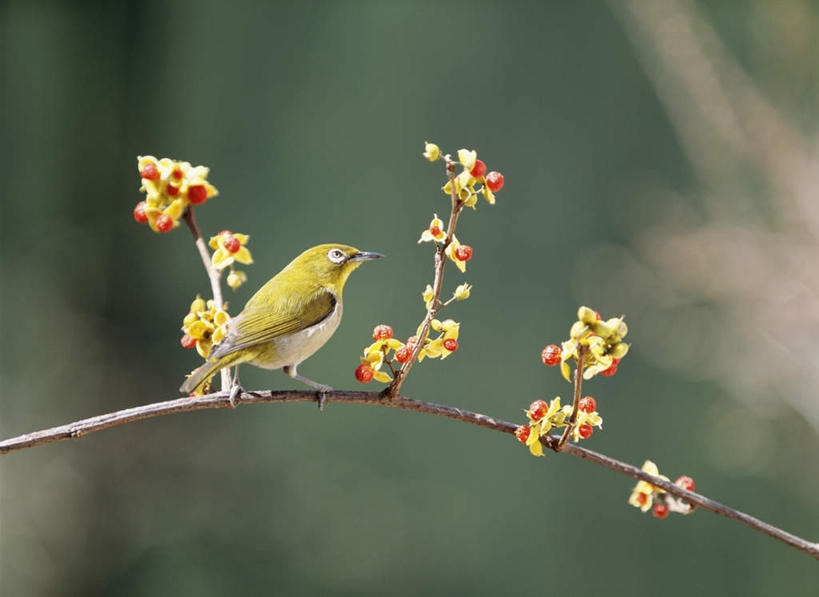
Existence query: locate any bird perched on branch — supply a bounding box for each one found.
[180,244,383,405]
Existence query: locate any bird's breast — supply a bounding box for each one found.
[250,299,343,370]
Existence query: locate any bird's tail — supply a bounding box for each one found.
[180,352,246,395]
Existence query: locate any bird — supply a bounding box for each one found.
[180,244,383,405]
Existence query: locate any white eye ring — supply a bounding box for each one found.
[328,248,346,263]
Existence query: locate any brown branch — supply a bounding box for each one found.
[181,207,230,390]
[0,388,816,559]
[557,347,586,450]
[388,155,463,397]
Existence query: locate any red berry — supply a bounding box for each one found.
[188,184,208,204]
[601,358,621,377]
[514,425,531,444]
[454,245,473,261]
[180,334,197,348]
[541,344,561,366]
[675,476,695,492]
[579,396,596,413]
[653,503,669,519]
[429,224,442,237]
[139,161,160,180]
[443,338,458,351]
[635,493,648,506]
[224,235,241,254]
[372,324,394,341]
[578,424,593,439]
[355,364,374,383]
[133,201,148,223]
[528,399,549,421]
[172,167,184,179]
[470,159,487,178]
[156,214,173,232]
[485,171,504,192]
[167,183,180,196]
[394,346,411,363]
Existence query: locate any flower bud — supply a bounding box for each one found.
[423,142,440,161]
[570,321,588,340]
[606,318,628,340]
[577,306,598,325]
[190,296,206,313]
[454,283,472,300]
[457,148,477,170]
[591,321,612,338]
[611,342,629,359]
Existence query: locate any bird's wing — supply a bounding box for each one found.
[210,287,337,358]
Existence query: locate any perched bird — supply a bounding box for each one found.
[180,244,383,402]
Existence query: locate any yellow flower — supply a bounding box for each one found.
[423,142,440,161]
[226,269,247,290]
[361,338,404,383]
[422,284,434,310]
[418,215,446,243]
[209,231,253,270]
[181,295,230,359]
[445,235,467,273]
[457,148,477,171]
[418,320,459,361]
[572,409,603,442]
[454,283,472,301]
[136,155,219,233]
[628,460,670,512]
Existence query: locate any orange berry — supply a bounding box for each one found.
[224,235,241,254]
[133,201,148,223]
[636,493,648,506]
[653,503,669,519]
[443,338,458,351]
[528,399,549,421]
[354,364,374,383]
[541,344,561,366]
[486,171,504,192]
[675,476,695,492]
[172,167,184,179]
[372,324,393,341]
[578,424,593,439]
[156,214,173,232]
[579,396,596,413]
[514,425,531,443]
[167,183,180,196]
[470,159,487,178]
[180,334,197,348]
[188,184,208,204]
[139,161,159,180]
[454,245,472,261]
[394,346,411,363]
[430,224,442,237]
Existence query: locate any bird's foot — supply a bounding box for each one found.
[229,382,245,408]
[315,384,333,412]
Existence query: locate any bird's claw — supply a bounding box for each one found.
[316,385,333,412]
[229,383,244,408]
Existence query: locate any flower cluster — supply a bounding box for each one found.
[134,156,218,232]
[628,461,696,519]
[209,230,253,290]
[180,295,230,360]
[541,306,629,382]
[354,320,461,383]
[514,396,603,456]
[418,215,474,273]
[423,143,505,208]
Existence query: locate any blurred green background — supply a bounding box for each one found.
[2,0,819,594]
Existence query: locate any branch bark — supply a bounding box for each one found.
[1,388,816,559]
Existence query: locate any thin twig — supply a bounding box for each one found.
[0,388,816,559]
[388,156,463,397]
[557,348,586,451]
[181,207,230,391]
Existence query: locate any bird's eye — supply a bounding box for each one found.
[328,249,346,263]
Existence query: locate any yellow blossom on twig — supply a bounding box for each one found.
[208,230,253,271]
[181,295,230,359]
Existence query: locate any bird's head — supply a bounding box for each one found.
[285,244,384,293]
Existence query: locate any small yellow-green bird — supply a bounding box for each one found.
[180,244,383,399]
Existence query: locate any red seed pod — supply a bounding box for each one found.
[172,167,184,179]
[429,224,442,237]
[485,171,504,192]
[443,338,458,352]
[372,324,394,341]
[188,184,208,204]
[514,425,531,444]
[133,201,148,223]
[601,358,621,376]
[180,334,197,348]
[470,159,487,178]
[354,364,374,383]
[167,183,180,197]
[394,346,411,363]
[578,424,594,439]
[528,399,549,421]
[541,344,561,366]
[675,476,695,492]
[156,214,173,232]
[224,235,241,254]
[139,161,160,181]
[653,503,669,519]
[455,245,473,261]
[579,396,597,413]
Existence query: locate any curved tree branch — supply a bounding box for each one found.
[0,389,816,559]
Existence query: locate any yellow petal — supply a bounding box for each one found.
[372,370,392,383]
[233,233,249,244]
[482,186,496,205]
[196,339,211,359]
[418,230,434,243]
[457,149,477,171]
[164,198,186,220]
[211,248,233,270]
[232,247,253,265]
[208,236,221,250]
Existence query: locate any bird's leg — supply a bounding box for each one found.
[283,364,332,411]
[229,364,244,408]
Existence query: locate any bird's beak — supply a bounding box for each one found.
[351,251,384,262]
